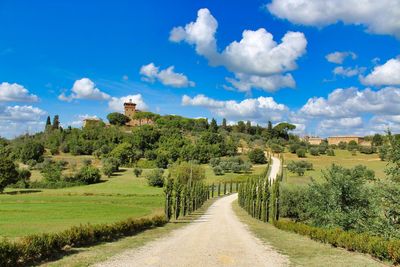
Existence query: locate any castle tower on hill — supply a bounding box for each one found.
[124,99,136,118]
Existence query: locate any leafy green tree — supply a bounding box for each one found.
[273,122,296,140]
[270,144,284,154]
[210,118,218,133]
[146,168,164,187]
[19,141,45,163]
[41,161,62,182]
[109,143,141,165]
[307,164,376,231]
[296,148,306,158]
[222,118,227,130]
[102,157,120,177]
[169,162,205,184]
[52,115,60,130]
[75,165,101,184]
[347,140,358,151]
[248,148,266,164]
[372,133,384,146]
[17,168,31,188]
[0,157,18,192]
[133,167,143,177]
[107,112,130,126]
[309,147,319,156]
[45,116,52,131]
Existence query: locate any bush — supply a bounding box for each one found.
[296,148,306,158]
[280,186,309,222]
[0,157,18,192]
[146,169,164,187]
[213,165,224,175]
[348,140,358,151]
[0,215,167,266]
[287,160,312,176]
[248,148,266,164]
[318,144,327,154]
[309,147,319,156]
[359,146,374,154]
[133,168,142,177]
[326,149,335,156]
[289,143,300,153]
[136,158,157,169]
[338,141,347,150]
[75,165,101,184]
[102,157,120,177]
[274,220,400,264]
[271,144,284,153]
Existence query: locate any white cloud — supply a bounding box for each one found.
[170,8,307,92]
[0,82,38,102]
[108,94,148,113]
[140,63,195,88]
[182,94,288,122]
[320,117,363,128]
[300,87,400,118]
[361,58,400,86]
[267,0,400,38]
[326,51,357,64]
[226,73,295,92]
[59,78,111,101]
[68,114,100,127]
[333,66,365,77]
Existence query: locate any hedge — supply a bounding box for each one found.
[274,220,400,264]
[0,215,166,266]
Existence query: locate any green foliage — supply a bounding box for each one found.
[274,220,400,264]
[107,112,130,126]
[270,143,284,153]
[17,140,45,163]
[306,164,376,231]
[16,168,31,188]
[379,145,388,161]
[75,165,101,184]
[102,157,120,177]
[133,167,143,177]
[169,162,205,184]
[280,185,309,222]
[211,156,252,174]
[146,168,165,187]
[248,148,266,164]
[109,142,141,166]
[338,141,347,150]
[326,148,335,156]
[212,165,224,175]
[309,147,319,156]
[372,133,384,146]
[287,160,313,176]
[347,140,359,151]
[0,157,18,193]
[359,146,375,154]
[296,148,306,158]
[0,215,166,267]
[40,161,63,182]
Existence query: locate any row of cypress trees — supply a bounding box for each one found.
[238,154,282,222]
[164,179,241,221]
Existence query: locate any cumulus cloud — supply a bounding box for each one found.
[59,78,111,101]
[108,94,148,113]
[267,0,400,38]
[361,58,400,86]
[326,51,357,64]
[333,66,366,77]
[170,8,307,92]
[182,94,288,122]
[140,63,195,88]
[0,82,38,102]
[300,87,400,118]
[226,73,295,92]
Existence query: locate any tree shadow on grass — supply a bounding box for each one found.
[4,189,42,195]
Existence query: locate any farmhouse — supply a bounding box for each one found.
[124,99,154,127]
[83,118,102,128]
[327,136,371,146]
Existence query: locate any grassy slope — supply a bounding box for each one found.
[233,202,389,267]
[283,149,387,185]
[0,168,163,238]
[203,163,267,184]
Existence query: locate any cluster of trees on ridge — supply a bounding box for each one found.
[0,112,295,192]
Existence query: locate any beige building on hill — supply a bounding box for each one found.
[124,99,154,127]
[83,118,102,128]
[302,136,324,145]
[327,136,371,146]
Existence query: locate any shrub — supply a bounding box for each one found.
[75,165,101,184]
[0,157,18,193]
[209,157,221,167]
[318,144,327,154]
[326,149,335,156]
[289,143,300,153]
[0,215,167,266]
[248,148,266,164]
[213,165,224,175]
[359,146,374,154]
[133,168,142,177]
[338,141,347,150]
[40,161,62,182]
[348,140,358,151]
[296,148,306,158]
[102,157,120,177]
[309,147,319,156]
[271,144,284,153]
[280,186,309,222]
[146,168,164,187]
[136,158,157,169]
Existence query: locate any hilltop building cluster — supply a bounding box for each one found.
[83,99,154,128]
[303,136,372,146]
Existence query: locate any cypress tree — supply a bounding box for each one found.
[211,183,215,198]
[218,182,221,196]
[224,181,227,195]
[164,178,174,221]
[45,116,52,131]
[230,179,233,193]
[52,115,60,130]
[174,182,182,220]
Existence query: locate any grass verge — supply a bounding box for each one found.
[40,196,218,267]
[232,201,389,267]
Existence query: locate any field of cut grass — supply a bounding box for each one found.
[233,201,388,267]
[1,168,163,239]
[283,149,387,186]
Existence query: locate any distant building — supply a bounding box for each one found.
[83,118,102,128]
[124,99,154,127]
[302,136,324,145]
[327,136,371,146]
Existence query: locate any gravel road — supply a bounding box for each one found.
[95,155,287,267]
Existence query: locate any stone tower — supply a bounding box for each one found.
[124,99,136,118]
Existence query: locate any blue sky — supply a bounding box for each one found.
[1,0,400,138]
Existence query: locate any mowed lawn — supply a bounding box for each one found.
[1,168,164,239]
[283,149,388,186]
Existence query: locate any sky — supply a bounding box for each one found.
[0,0,400,138]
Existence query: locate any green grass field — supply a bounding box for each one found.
[283,149,387,186]
[1,168,163,239]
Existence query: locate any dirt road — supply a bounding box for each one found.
[269,156,281,182]
[95,155,286,267]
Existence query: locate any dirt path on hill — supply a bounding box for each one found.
[269,156,281,182]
